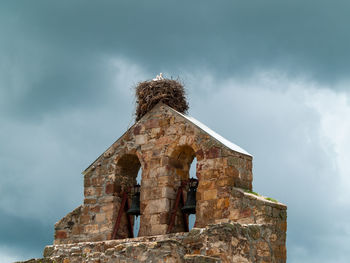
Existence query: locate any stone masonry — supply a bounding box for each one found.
[21,102,287,262]
[26,222,285,263]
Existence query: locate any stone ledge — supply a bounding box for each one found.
[18,222,286,263]
[233,187,287,209]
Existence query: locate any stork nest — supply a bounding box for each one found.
[135,79,189,121]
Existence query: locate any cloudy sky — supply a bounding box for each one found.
[1,1,350,262]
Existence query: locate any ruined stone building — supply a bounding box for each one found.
[23,79,287,263]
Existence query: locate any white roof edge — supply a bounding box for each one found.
[174,110,252,157]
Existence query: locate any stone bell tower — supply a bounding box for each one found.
[26,76,287,263]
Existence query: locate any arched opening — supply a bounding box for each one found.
[115,154,141,192]
[169,145,197,233]
[133,168,142,237]
[114,154,142,239]
[188,157,197,230]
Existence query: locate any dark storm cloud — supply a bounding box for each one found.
[0,209,52,258]
[14,0,349,82]
[1,1,350,262]
[1,0,350,117]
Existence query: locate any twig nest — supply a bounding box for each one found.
[135,78,189,121]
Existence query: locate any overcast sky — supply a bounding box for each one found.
[1,1,350,262]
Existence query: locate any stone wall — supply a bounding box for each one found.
[25,103,287,263]
[22,222,286,263]
[201,187,287,233]
[54,103,258,244]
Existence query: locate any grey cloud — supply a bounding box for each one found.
[1,0,350,119]
[0,209,52,259]
[1,1,350,262]
[1,61,350,262]
[186,76,350,262]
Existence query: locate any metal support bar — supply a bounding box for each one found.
[125,199,134,238]
[111,192,134,239]
[181,188,189,232]
[167,181,188,234]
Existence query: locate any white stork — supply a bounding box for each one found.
[152,73,164,81]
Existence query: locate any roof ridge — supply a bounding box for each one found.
[166,106,252,157]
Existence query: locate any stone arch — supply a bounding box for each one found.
[113,153,143,239]
[168,145,198,232]
[115,154,141,193]
[169,145,196,182]
[165,135,203,162]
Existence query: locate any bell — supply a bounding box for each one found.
[182,178,198,214]
[127,184,141,216]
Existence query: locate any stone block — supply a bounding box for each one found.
[143,198,171,214]
[84,178,91,187]
[80,214,90,224]
[216,177,235,187]
[150,214,160,225]
[224,167,239,178]
[141,187,161,200]
[158,175,172,186]
[43,246,54,257]
[101,202,114,212]
[200,180,215,190]
[105,183,114,194]
[162,186,176,199]
[278,221,287,232]
[229,209,240,220]
[157,135,173,145]
[179,135,187,145]
[84,224,99,234]
[84,187,95,197]
[159,118,170,127]
[159,212,169,224]
[151,127,161,138]
[135,135,147,145]
[90,205,100,213]
[151,224,168,235]
[166,126,178,135]
[95,213,106,223]
[227,156,239,166]
[91,176,103,187]
[144,119,159,129]
[99,224,110,233]
[55,230,67,239]
[203,189,217,200]
[95,186,103,197]
[240,208,251,218]
[99,196,115,203]
[142,178,158,188]
[133,125,142,135]
[206,147,221,159]
[217,198,229,209]
[71,225,82,235]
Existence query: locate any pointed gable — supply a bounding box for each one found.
[83,103,251,175]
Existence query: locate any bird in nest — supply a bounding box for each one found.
[152,73,164,81]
